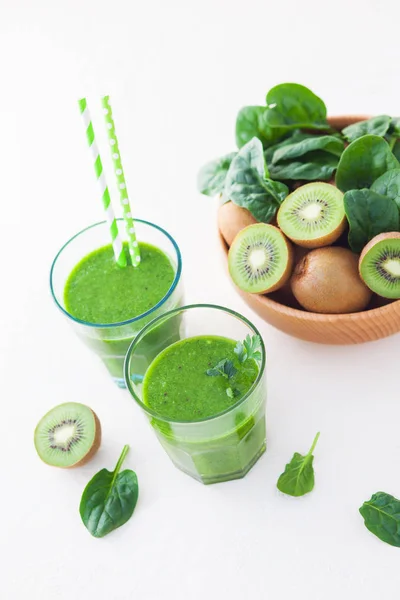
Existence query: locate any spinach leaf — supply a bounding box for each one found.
[271,134,344,164]
[269,151,339,181]
[342,115,391,142]
[225,137,289,222]
[197,152,237,197]
[80,445,139,538]
[371,169,400,211]
[336,135,400,192]
[277,432,320,497]
[235,106,285,149]
[393,140,400,163]
[343,189,399,253]
[390,117,400,136]
[359,492,400,547]
[264,130,310,163]
[265,83,329,131]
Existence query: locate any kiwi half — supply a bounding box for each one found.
[359,232,400,299]
[277,182,346,248]
[34,402,101,468]
[228,223,293,294]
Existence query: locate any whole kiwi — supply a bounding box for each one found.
[218,201,257,246]
[291,247,372,314]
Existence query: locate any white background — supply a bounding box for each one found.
[2,1,400,598]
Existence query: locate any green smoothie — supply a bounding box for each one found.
[63,242,181,386]
[142,335,266,484]
[143,336,258,420]
[65,242,175,324]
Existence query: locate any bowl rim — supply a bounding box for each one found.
[218,114,400,323]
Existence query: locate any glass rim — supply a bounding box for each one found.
[49,218,182,329]
[124,303,266,424]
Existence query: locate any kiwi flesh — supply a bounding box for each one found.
[291,247,372,314]
[34,402,101,468]
[218,202,257,246]
[277,182,346,248]
[228,223,293,294]
[359,232,400,299]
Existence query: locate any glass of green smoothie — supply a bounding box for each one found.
[125,304,267,484]
[50,219,183,388]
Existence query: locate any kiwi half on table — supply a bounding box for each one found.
[228,223,293,294]
[34,402,101,468]
[359,232,400,299]
[277,182,346,248]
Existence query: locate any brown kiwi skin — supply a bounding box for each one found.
[272,245,309,307]
[359,232,400,296]
[291,247,372,314]
[218,202,257,246]
[65,410,102,469]
[229,224,294,295]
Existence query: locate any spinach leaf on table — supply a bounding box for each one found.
[277,432,320,497]
[235,106,285,149]
[359,492,400,547]
[343,189,399,253]
[371,168,400,211]
[342,115,392,142]
[79,445,139,538]
[197,152,237,197]
[336,135,400,192]
[265,83,329,131]
[269,151,339,181]
[224,137,289,222]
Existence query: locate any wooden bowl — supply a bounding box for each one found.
[219,115,400,345]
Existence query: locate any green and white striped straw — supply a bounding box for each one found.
[101,95,141,266]
[78,98,127,268]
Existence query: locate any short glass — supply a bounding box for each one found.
[50,219,183,388]
[125,304,267,484]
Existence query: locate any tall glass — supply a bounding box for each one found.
[50,219,183,388]
[125,305,267,484]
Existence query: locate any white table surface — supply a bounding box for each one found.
[2,1,400,598]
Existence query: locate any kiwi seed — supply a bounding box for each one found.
[34,402,101,468]
[228,223,293,294]
[359,232,400,299]
[277,182,346,248]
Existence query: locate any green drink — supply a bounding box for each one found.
[65,242,175,325]
[50,220,183,387]
[143,336,258,420]
[125,305,267,484]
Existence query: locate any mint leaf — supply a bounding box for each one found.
[234,334,262,364]
[226,387,240,399]
[234,340,246,363]
[206,359,237,380]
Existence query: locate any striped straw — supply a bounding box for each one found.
[101,95,141,266]
[78,98,127,268]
